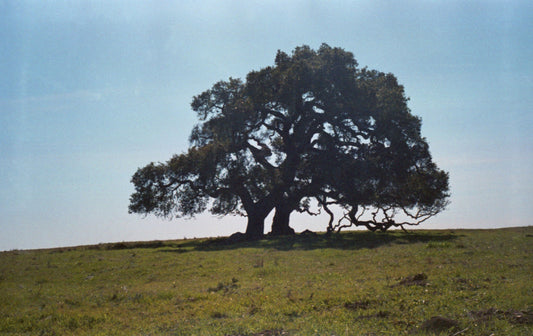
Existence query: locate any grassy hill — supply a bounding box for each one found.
[1,227,531,335]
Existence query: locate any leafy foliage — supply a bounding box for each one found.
[129,44,449,237]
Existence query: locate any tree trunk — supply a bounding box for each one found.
[244,209,269,240]
[270,204,295,236]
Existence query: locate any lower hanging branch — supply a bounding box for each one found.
[330,203,444,233]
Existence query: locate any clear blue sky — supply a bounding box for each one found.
[1,1,532,250]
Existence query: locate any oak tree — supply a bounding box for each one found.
[129,44,449,239]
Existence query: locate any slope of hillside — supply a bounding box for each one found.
[1,227,531,335]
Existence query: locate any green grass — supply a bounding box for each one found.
[1,227,532,335]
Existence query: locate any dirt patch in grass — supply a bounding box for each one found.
[412,316,460,334]
[344,299,373,310]
[454,277,486,290]
[357,310,391,319]
[395,273,428,286]
[469,307,533,325]
[210,311,227,319]
[207,277,239,294]
[227,330,289,336]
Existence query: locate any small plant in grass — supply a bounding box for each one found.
[208,278,239,294]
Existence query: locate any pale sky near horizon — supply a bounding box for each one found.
[1,1,532,251]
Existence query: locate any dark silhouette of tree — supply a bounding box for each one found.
[129,44,449,239]
[307,69,450,232]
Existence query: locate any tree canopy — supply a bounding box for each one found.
[129,44,449,239]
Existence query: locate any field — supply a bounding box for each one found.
[1,227,531,335]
